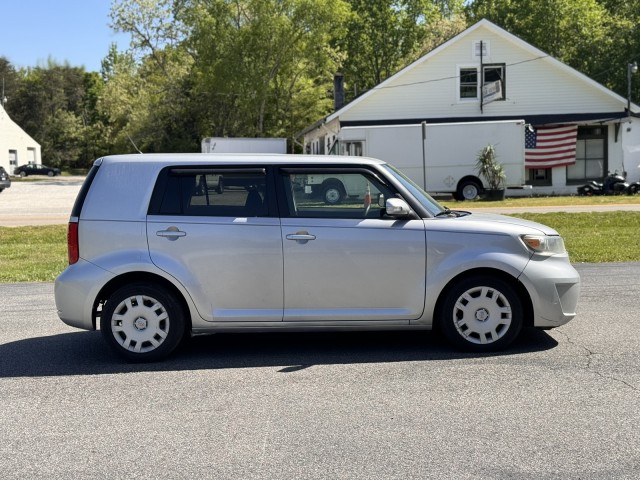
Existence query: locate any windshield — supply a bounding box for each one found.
[381,164,447,216]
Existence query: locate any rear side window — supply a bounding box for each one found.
[149,168,268,217]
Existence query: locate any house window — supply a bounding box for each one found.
[473,40,489,58]
[341,141,364,156]
[460,68,478,99]
[483,64,505,101]
[527,168,552,186]
[566,126,607,184]
[458,64,505,101]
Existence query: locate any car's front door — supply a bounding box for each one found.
[147,166,283,322]
[278,168,426,323]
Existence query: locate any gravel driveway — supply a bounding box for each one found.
[0,178,83,226]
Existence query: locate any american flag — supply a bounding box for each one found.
[525,125,578,168]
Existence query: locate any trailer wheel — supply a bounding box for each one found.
[456,179,482,201]
[321,180,345,205]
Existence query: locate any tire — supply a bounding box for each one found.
[19,171,26,177]
[456,180,482,201]
[438,276,523,352]
[101,283,186,362]
[628,184,639,195]
[322,181,344,205]
[47,171,54,177]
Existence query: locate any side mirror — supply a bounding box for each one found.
[385,198,412,217]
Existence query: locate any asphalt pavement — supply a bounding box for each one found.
[0,263,639,478]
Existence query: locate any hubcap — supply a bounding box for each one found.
[453,286,512,344]
[462,184,478,200]
[110,295,170,353]
[325,188,341,203]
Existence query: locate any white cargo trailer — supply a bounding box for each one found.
[201,137,287,154]
[328,120,527,200]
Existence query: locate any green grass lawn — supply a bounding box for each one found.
[1,209,639,282]
[0,226,68,282]
[453,195,640,208]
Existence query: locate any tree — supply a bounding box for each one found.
[465,0,610,77]
[107,0,350,149]
[337,1,467,101]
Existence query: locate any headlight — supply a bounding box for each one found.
[521,234,566,255]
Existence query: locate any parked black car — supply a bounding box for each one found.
[0,166,11,192]
[13,164,61,177]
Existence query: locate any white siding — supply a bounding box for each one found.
[341,25,621,122]
[0,105,41,174]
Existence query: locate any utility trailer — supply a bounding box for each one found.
[323,120,527,200]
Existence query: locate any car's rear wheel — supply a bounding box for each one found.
[439,276,523,352]
[101,283,185,362]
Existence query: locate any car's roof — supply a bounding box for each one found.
[96,153,387,167]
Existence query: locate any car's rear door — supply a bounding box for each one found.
[278,167,426,323]
[147,166,283,322]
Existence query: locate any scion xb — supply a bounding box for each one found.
[55,154,580,361]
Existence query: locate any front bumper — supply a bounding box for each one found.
[519,255,580,328]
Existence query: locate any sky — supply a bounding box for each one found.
[0,0,130,73]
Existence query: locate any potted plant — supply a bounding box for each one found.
[475,144,506,200]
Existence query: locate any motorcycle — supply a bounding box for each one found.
[577,171,640,196]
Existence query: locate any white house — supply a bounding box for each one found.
[0,103,41,175]
[301,19,640,196]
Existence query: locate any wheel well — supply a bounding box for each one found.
[321,178,345,191]
[93,272,192,333]
[457,176,483,191]
[433,268,534,330]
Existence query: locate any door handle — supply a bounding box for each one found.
[156,227,187,241]
[286,231,316,244]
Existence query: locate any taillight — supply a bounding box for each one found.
[68,221,79,265]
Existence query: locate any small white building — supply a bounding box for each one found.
[301,19,640,196]
[0,103,41,175]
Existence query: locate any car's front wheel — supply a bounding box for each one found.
[101,283,186,362]
[439,276,523,352]
[19,171,26,177]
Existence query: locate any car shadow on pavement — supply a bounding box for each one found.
[0,328,558,378]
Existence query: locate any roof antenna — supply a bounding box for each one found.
[126,133,143,154]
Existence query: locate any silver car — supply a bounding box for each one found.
[55,154,580,361]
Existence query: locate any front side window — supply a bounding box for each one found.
[281,170,393,219]
[152,168,268,217]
